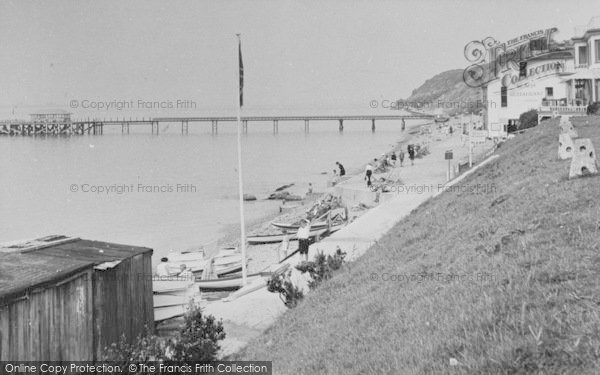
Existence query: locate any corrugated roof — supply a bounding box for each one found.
[0,252,92,304]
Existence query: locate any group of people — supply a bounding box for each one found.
[363,146,415,187]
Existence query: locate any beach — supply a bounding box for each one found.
[183,115,495,357]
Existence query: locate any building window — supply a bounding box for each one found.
[596,40,600,62]
[501,86,507,108]
[519,62,527,78]
[579,46,588,65]
[545,87,553,98]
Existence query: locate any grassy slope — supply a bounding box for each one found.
[236,117,600,374]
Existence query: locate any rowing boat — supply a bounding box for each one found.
[152,280,195,294]
[270,221,328,231]
[165,249,206,274]
[215,263,244,276]
[154,305,187,322]
[247,222,346,244]
[213,254,243,266]
[153,294,190,308]
[197,274,263,291]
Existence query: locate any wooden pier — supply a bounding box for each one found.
[0,113,433,136]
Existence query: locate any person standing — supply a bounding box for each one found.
[408,144,415,166]
[365,163,373,187]
[399,150,405,167]
[297,219,311,261]
[335,161,346,176]
[391,152,397,167]
[156,257,170,277]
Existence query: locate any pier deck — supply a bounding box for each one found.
[0,113,434,136]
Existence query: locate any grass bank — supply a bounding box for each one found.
[236,117,600,374]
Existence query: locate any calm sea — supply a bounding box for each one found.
[0,119,419,262]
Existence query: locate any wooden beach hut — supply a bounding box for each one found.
[0,235,154,360]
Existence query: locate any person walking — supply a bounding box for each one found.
[335,161,346,176]
[297,219,311,261]
[391,152,397,167]
[365,163,373,187]
[399,150,405,167]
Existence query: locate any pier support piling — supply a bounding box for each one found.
[339,119,344,132]
[273,120,278,134]
[211,120,218,135]
[243,120,248,134]
[371,119,376,133]
[181,120,189,135]
[304,120,309,133]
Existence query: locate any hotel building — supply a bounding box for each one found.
[483,17,600,138]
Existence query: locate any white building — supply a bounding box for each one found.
[483,17,600,138]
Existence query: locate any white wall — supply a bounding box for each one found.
[485,59,571,137]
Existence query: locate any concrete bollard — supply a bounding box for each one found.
[558,133,574,160]
[559,117,578,138]
[569,138,598,179]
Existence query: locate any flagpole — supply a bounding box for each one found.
[236,34,248,286]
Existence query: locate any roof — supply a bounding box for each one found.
[526,50,573,62]
[0,236,153,304]
[561,69,600,81]
[33,238,153,263]
[0,252,92,305]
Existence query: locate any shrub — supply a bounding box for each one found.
[103,304,225,366]
[170,303,226,361]
[267,270,304,308]
[295,247,347,290]
[267,248,347,308]
[518,109,538,130]
[102,329,166,366]
[587,102,600,115]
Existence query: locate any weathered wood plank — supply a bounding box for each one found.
[0,306,9,360]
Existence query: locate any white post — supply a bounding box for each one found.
[236,34,248,285]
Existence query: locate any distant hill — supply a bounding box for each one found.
[400,69,483,116]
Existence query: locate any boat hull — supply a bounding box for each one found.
[248,223,345,244]
[197,274,262,291]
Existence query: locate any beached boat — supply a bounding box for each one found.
[197,274,263,291]
[152,280,195,294]
[215,263,244,276]
[270,220,328,231]
[434,115,450,123]
[247,222,346,244]
[153,294,190,308]
[213,254,243,266]
[154,304,187,322]
[165,249,206,275]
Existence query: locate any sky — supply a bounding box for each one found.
[0,0,598,118]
